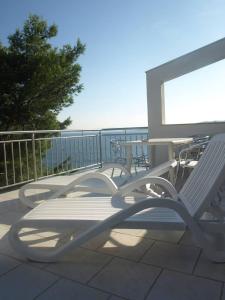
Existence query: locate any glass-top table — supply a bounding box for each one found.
[119,137,193,183]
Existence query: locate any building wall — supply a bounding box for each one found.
[146,38,225,164]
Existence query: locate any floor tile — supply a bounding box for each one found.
[141,229,184,243]
[0,203,12,215]
[0,264,58,300]
[194,252,225,282]
[0,210,25,226]
[0,229,26,260]
[0,229,52,268]
[146,269,222,300]
[0,225,28,261]
[98,231,154,261]
[109,296,127,300]
[90,257,161,300]
[0,224,10,238]
[0,190,19,202]
[0,197,29,214]
[141,241,200,273]
[45,247,112,283]
[37,278,109,300]
[112,228,145,237]
[0,253,21,276]
[222,285,225,300]
[82,230,111,250]
[179,230,200,247]
[35,223,108,247]
[113,229,184,243]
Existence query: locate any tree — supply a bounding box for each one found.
[0,14,85,131]
[0,15,85,187]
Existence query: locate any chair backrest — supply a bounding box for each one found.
[179,134,225,218]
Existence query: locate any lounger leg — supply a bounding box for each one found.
[19,187,37,208]
[9,222,87,262]
[9,219,113,262]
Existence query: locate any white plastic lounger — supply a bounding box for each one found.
[19,160,177,208]
[178,141,209,178]
[9,134,225,262]
[19,164,130,208]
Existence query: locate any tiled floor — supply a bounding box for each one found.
[0,189,224,300]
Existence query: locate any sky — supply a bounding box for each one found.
[1,0,225,129]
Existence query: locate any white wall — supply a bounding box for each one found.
[146,38,225,164]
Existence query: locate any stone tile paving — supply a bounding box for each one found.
[0,188,224,300]
[141,241,201,273]
[97,231,154,261]
[194,252,225,282]
[109,296,127,300]
[0,253,21,276]
[179,229,201,247]
[0,264,58,300]
[36,278,109,300]
[146,269,222,300]
[44,247,113,284]
[82,230,112,250]
[222,286,225,300]
[135,228,184,243]
[89,257,161,300]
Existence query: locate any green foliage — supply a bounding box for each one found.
[0,14,85,131]
[0,15,85,187]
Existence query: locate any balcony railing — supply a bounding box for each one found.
[0,127,148,190]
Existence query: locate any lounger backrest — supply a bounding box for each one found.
[179,134,225,218]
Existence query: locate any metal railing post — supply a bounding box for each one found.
[99,130,103,168]
[32,133,37,181]
[3,143,8,186]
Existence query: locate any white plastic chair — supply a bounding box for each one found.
[19,160,177,208]
[178,141,209,178]
[9,134,225,262]
[19,164,130,208]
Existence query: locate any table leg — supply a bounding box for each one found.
[168,144,176,184]
[168,144,175,160]
[125,145,133,173]
[151,145,156,167]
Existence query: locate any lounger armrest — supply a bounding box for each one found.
[19,183,64,208]
[49,172,119,199]
[146,159,177,177]
[115,197,190,220]
[179,141,208,161]
[120,176,178,199]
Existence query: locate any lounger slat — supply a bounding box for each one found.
[179,136,225,217]
[23,197,183,225]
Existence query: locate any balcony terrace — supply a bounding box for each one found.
[0,132,223,300]
[1,38,225,300]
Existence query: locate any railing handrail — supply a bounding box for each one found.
[0,126,148,135]
[101,126,148,131]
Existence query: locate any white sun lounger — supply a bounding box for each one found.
[19,160,177,208]
[19,164,130,208]
[9,134,225,262]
